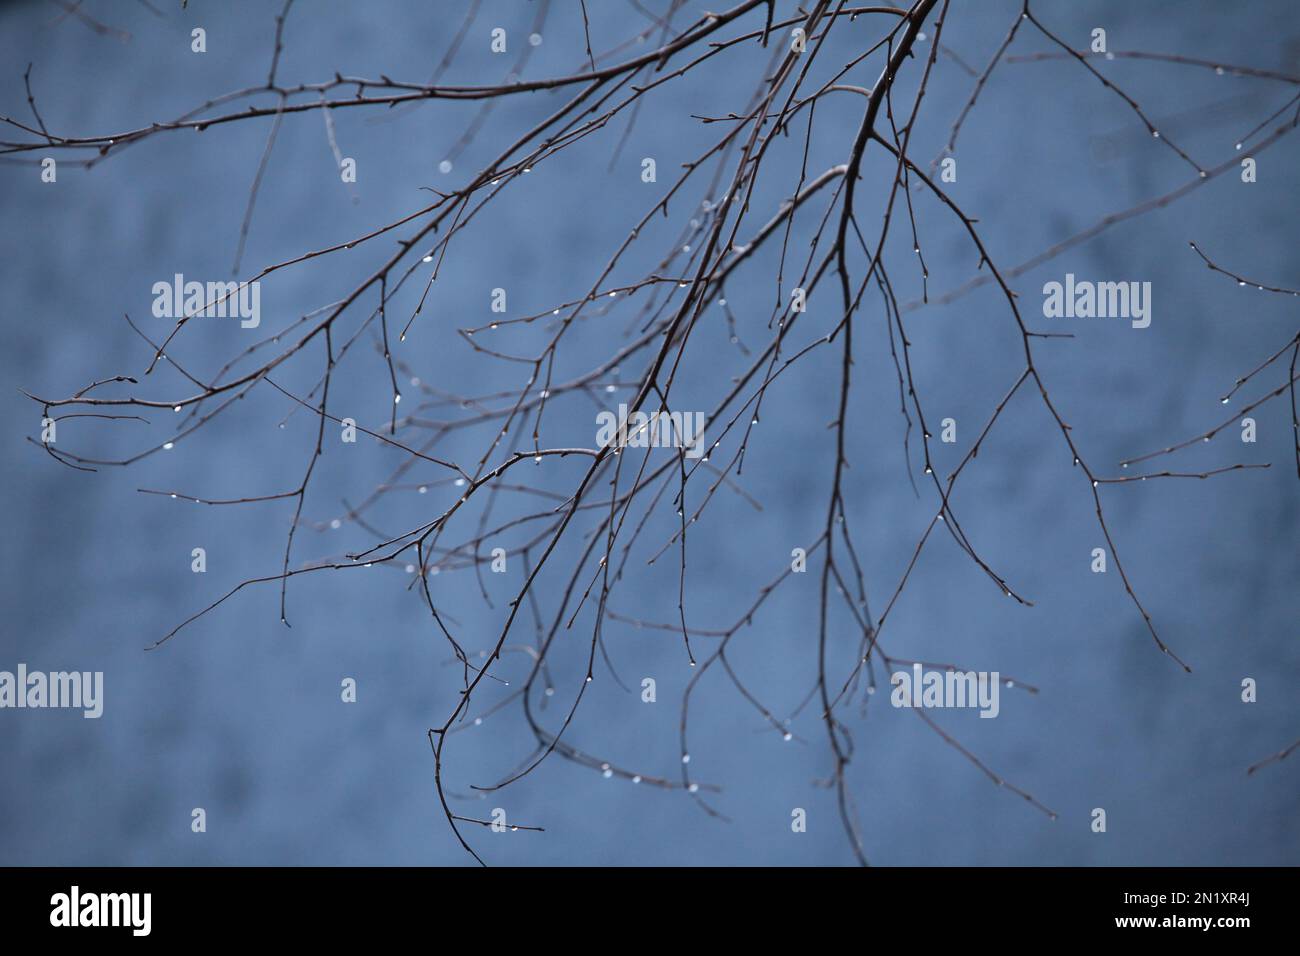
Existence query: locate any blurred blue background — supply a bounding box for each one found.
[0,0,1296,865]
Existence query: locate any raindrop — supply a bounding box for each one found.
[438,160,452,174]
[163,442,174,450]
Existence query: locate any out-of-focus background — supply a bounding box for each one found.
[0,0,1296,866]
